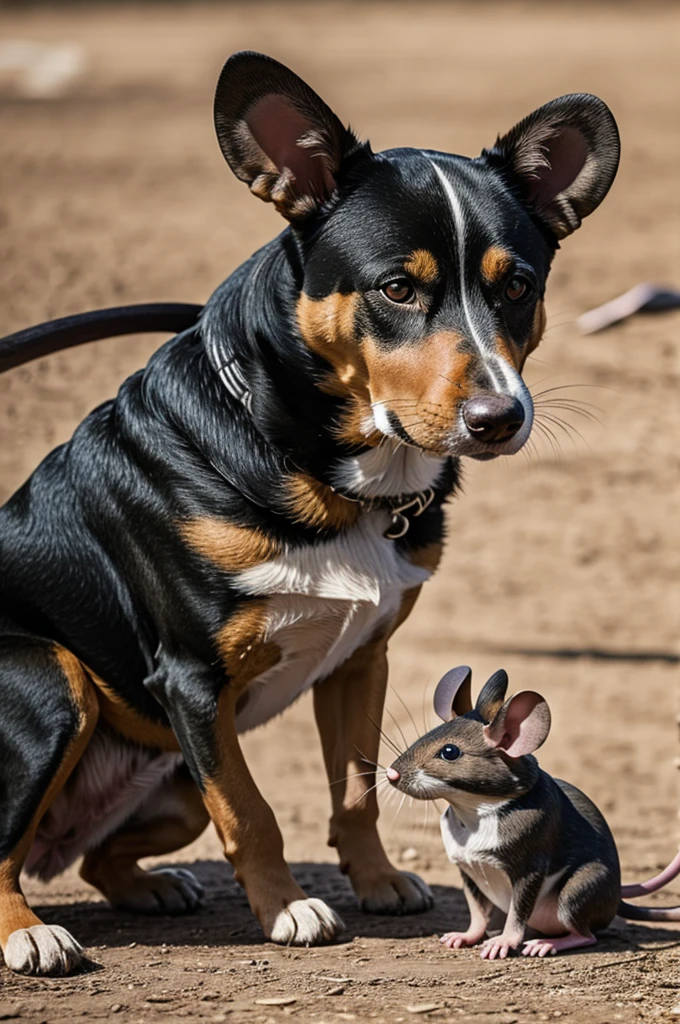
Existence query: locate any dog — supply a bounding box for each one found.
[0,51,619,975]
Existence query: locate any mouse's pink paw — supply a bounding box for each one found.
[440,929,485,949]
[522,934,596,958]
[479,933,522,960]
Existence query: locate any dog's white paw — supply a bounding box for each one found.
[267,898,344,946]
[4,924,84,976]
[359,870,433,915]
[113,867,204,914]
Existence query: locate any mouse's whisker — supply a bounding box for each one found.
[347,777,389,811]
[330,770,378,786]
[383,703,408,751]
[389,682,420,744]
[352,744,387,772]
[388,790,408,836]
[363,711,401,757]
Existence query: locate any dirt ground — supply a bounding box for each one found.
[1,2,679,1022]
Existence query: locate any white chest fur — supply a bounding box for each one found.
[440,802,513,912]
[232,512,432,732]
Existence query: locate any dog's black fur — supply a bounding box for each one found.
[0,52,619,975]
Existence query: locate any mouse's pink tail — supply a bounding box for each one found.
[617,849,680,921]
[620,849,680,898]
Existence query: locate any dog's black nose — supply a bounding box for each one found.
[463,395,525,444]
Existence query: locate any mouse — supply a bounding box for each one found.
[386,665,680,959]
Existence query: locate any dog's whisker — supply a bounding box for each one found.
[533,419,563,461]
[540,413,593,453]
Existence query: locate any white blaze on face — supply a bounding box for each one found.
[429,159,534,454]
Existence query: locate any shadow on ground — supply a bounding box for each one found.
[31,860,680,957]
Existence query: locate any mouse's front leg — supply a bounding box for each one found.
[479,872,546,960]
[313,636,433,916]
[441,872,493,949]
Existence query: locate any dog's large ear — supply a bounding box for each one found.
[214,51,362,223]
[483,691,551,758]
[482,94,620,239]
[433,666,473,722]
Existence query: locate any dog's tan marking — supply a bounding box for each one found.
[286,473,359,531]
[202,686,310,935]
[88,671,180,752]
[406,541,444,575]
[181,517,280,572]
[527,299,546,356]
[404,249,439,286]
[362,332,471,452]
[480,245,513,284]
[215,600,281,691]
[0,647,98,952]
[313,629,429,914]
[297,292,366,399]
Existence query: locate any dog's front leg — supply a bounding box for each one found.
[313,636,432,915]
[147,652,343,945]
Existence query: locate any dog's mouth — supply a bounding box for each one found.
[376,397,534,461]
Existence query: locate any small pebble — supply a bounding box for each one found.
[255,996,297,1006]
[406,1005,442,1015]
[111,1007,123,1015]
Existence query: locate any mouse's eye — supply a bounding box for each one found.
[381,278,416,304]
[438,744,461,762]
[504,275,532,303]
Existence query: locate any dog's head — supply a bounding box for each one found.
[214,52,619,463]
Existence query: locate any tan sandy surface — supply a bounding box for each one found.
[0,2,679,1022]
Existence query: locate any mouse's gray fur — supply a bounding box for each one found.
[388,666,680,958]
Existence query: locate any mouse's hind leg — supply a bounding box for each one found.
[0,638,98,975]
[522,932,596,957]
[523,860,617,958]
[80,765,209,914]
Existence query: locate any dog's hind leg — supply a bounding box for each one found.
[0,638,98,975]
[80,765,208,914]
[313,634,433,916]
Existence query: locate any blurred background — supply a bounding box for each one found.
[0,2,679,1017]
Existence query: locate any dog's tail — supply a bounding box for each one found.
[0,303,204,374]
[617,849,680,921]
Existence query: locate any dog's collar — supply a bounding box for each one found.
[333,486,436,539]
[207,344,435,539]
[214,355,253,414]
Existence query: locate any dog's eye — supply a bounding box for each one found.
[438,744,461,762]
[381,279,416,304]
[504,276,531,302]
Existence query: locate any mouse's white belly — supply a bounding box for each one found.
[231,513,431,732]
[440,804,512,911]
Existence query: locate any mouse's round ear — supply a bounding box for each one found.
[483,691,551,758]
[214,51,363,224]
[475,669,509,723]
[433,666,473,722]
[481,93,620,240]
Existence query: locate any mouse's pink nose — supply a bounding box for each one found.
[386,766,400,782]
